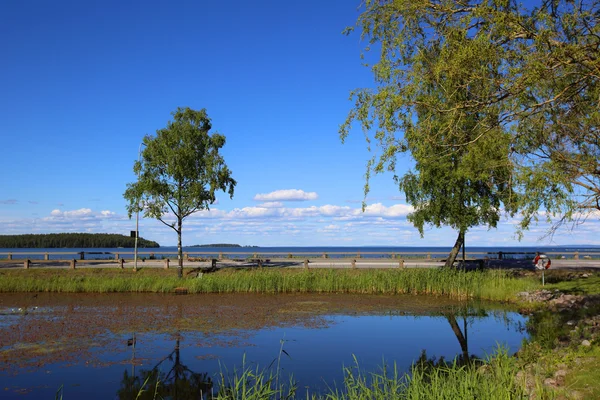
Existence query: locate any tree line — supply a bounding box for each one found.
[0,233,160,248]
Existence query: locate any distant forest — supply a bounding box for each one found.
[0,233,160,248]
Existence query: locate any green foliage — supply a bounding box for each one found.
[0,233,159,248]
[124,107,236,276]
[341,0,600,237]
[0,268,538,301]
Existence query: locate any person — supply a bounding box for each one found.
[533,252,551,270]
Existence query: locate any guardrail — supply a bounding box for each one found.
[1,250,599,261]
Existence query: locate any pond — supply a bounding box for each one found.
[0,293,528,399]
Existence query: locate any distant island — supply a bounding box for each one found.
[0,233,160,248]
[189,244,258,248]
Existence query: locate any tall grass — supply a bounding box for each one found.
[209,347,531,400]
[0,268,537,301]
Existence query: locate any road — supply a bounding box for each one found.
[1,258,599,270]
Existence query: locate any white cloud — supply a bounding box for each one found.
[253,189,318,202]
[257,201,284,208]
[48,208,93,218]
[361,203,413,218]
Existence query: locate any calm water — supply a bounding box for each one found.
[0,293,528,399]
[1,245,598,260]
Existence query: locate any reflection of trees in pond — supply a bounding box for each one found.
[117,333,213,400]
[419,307,492,368]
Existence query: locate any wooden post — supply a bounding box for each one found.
[164,259,170,269]
[211,259,217,269]
[574,251,579,260]
[119,258,124,269]
[322,252,327,259]
[70,259,76,269]
[304,259,309,269]
[44,253,49,261]
[7,253,12,260]
[258,259,263,268]
[399,259,405,269]
[184,252,189,261]
[219,252,223,259]
[356,251,361,259]
[115,253,120,260]
[391,252,395,259]
[351,259,356,269]
[427,253,431,260]
[79,252,85,260]
[24,259,30,269]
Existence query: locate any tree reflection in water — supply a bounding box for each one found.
[415,307,491,370]
[117,333,213,400]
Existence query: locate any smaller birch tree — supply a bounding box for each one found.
[124,107,236,278]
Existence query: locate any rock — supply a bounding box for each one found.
[567,320,577,326]
[581,340,591,347]
[544,378,558,387]
[554,369,568,385]
[581,273,590,278]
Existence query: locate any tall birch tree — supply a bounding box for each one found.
[124,107,236,278]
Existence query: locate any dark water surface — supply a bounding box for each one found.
[0,293,527,399]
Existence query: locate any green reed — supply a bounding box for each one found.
[211,347,532,400]
[0,268,537,301]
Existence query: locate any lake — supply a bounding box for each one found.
[2,245,598,260]
[0,293,528,399]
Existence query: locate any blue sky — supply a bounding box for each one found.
[1,0,597,247]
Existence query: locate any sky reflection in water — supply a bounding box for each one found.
[0,293,527,399]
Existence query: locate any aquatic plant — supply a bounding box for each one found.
[0,268,537,301]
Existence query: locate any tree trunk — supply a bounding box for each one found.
[447,314,470,364]
[177,217,183,279]
[444,230,465,268]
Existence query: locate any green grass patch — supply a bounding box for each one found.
[0,268,538,301]
[545,273,600,295]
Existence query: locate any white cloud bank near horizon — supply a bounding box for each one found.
[1,201,599,247]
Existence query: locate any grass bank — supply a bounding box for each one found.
[0,267,538,301]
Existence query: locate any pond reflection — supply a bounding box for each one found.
[117,334,213,400]
[0,293,527,399]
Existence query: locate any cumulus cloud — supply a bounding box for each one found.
[257,202,284,208]
[253,189,318,202]
[49,208,93,218]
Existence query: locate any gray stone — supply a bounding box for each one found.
[581,340,591,347]
[544,378,558,387]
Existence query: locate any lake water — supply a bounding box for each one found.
[0,293,528,399]
[1,245,598,260]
